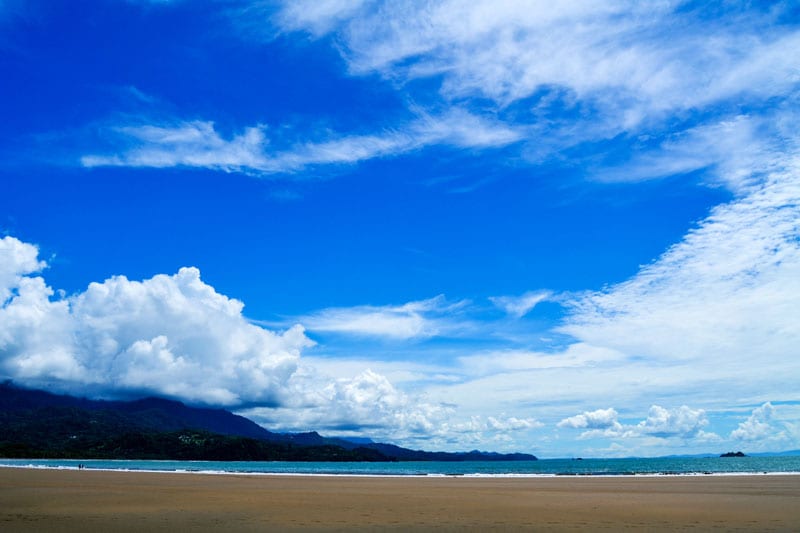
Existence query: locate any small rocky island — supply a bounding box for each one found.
[720,451,747,458]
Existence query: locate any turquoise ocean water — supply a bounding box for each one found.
[2,456,799,476]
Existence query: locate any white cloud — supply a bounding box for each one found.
[81,109,522,175]
[299,355,456,387]
[271,0,370,37]
[0,274,78,382]
[81,121,270,172]
[730,402,785,442]
[244,369,449,439]
[126,0,179,5]
[0,238,320,406]
[441,414,541,438]
[635,405,709,439]
[486,415,540,432]
[246,372,535,448]
[414,192,799,444]
[301,294,468,339]
[75,268,316,405]
[458,343,625,374]
[489,290,550,318]
[75,3,798,192]
[242,368,540,448]
[0,236,46,302]
[558,408,621,430]
[558,405,715,442]
[0,237,76,382]
[595,115,788,191]
[268,0,799,188]
[412,108,524,148]
[278,1,799,119]
[342,1,676,109]
[561,159,800,379]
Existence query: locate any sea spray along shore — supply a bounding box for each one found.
[2,468,799,531]
[3,455,800,476]
[3,0,800,471]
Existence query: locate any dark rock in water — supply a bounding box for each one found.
[720,451,747,457]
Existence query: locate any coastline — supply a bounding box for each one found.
[3,455,800,478]
[3,462,800,478]
[2,467,799,531]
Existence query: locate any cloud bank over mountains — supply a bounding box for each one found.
[0,236,533,445]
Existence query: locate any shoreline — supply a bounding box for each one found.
[2,461,800,478]
[3,463,800,478]
[2,468,799,531]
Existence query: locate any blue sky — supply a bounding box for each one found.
[1,0,799,457]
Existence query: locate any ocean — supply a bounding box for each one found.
[2,456,799,477]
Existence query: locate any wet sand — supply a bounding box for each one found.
[1,468,799,531]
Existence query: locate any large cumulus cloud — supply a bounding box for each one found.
[0,236,310,405]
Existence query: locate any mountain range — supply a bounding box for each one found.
[0,382,537,462]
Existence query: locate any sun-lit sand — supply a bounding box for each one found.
[1,467,799,531]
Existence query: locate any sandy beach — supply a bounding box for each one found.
[1,468,799,531]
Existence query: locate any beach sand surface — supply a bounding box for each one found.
[1,468,799,531]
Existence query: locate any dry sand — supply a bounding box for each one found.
[1,468,799,531]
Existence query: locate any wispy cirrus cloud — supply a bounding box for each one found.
[80,109,523,175]
[489,290,550,318]
[407,173,800,446]
[266,0,800,188]
[275,1,799,117]
[81,121,269,172]
[457,343,625,375]
[593,114,795,190]
[75,1,799,191]
[561,159,800,372]
[271,0,370,37]
[299,295,469,340]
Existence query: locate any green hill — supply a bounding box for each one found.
[0,382,536,462]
